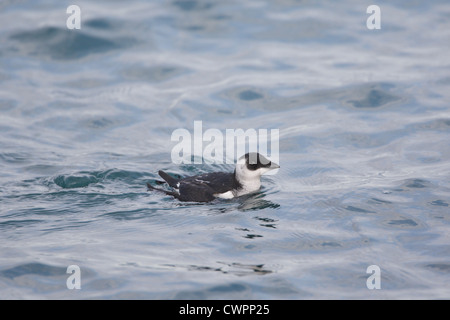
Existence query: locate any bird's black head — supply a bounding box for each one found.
[243,152,279,171]
[234,152,280,183]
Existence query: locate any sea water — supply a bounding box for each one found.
[0,0,449,299]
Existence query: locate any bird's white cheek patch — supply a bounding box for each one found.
[214,191,235,199]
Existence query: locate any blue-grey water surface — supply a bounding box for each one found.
[1,0,450,299]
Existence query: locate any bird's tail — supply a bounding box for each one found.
[158,170,180,188]
[146,183,179,198]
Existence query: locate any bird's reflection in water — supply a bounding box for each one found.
[237,192,280,212]
[207,192,281,241]
[162,262,273,276]
[207,191,280,214]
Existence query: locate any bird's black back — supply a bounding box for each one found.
[177,171,241,202]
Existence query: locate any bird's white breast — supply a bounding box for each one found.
[214,191,235,199]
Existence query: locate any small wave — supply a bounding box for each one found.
[53,169,152,189]
[0,262,66,279]
[54,173,100,189]
[9,26,135,60]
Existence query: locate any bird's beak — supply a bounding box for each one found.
[270,162,280,170]
[261,161,279,175]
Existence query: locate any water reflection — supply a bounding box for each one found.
[162,261,272,276]
[237,193,280,212]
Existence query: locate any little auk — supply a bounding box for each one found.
[147,152,279,202]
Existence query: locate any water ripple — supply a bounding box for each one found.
[9,26,136,60]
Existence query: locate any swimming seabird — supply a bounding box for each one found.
[146,152,279,202]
